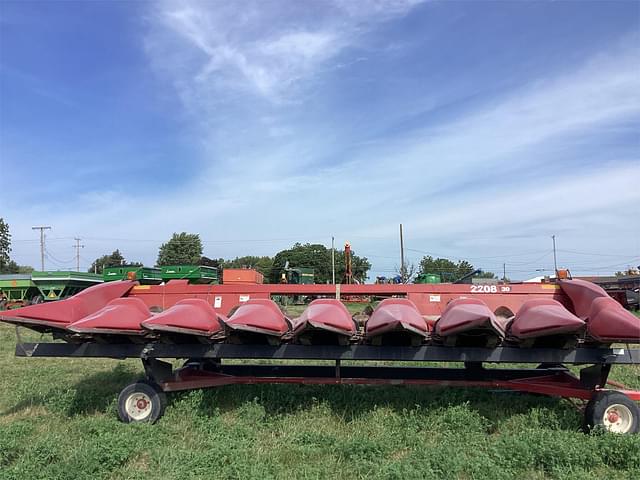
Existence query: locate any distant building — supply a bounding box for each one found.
[576,275,640,291]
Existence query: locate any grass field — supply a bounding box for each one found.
[1,317,640,479]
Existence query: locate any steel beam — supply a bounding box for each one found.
[15,342,640,364]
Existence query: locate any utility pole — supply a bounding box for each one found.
[552,235,558,275]
[331,236,336,285]
[73,237,85,272]
[503,263,506,283]
[399,224,406,282]
[31,226,51,271]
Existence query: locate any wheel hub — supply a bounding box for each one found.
[125,392,152,421]
[602,404,633,434]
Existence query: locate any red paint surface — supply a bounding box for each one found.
[293,299,355,335]
[559,279,608,319]
[161,367,637,401]
[142,299,222,335]
[222,269,264,284]
[67,297,151,332]
[2,281,136,325]
[366,298,427,335]
[225,299,289,335]
[435,298,503,336]
[588,297,640,342]
[126,281,565,318]
[509,298,585,339]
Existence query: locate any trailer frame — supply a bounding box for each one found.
[14,341,640,432]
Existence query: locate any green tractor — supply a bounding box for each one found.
[414,273,442,284]
[276,263,315,307]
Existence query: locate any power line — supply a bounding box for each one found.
[405,247,552,261]
[560,257,640,270]
[12,237,74,243]
[504,252,553,266]
[44,248,74,265]
[44,253,73,269]
[80,236,326,244]
[557,249,638,258]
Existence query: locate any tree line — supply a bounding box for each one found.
[1,220,502,282]
[88,234,372,284]
[87,232,495,284]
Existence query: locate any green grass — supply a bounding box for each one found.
[1,324,639,479]
[281,301,373,317]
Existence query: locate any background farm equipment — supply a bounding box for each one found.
[222,268,264,285]
[160,265,218,284]
[0,271,103,309]
[414,273,442,284]
[103,266,163,284]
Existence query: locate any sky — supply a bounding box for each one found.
[0,0,639,281]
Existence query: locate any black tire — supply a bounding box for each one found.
[117,380,167,424]
[583,390,640,434]
[30,295,44,305]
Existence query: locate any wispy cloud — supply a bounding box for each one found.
[329,38,640,199]
[147,0,424,102]
[4,1,639,277]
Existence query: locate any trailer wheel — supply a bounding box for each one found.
[117,381,166,424]
[584,391,639,434]
[31,295,44,305]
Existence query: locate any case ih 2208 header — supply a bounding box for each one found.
[2,276,639,433]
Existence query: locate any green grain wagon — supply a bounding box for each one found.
[160,265,218,284]
[31,271,103,302]
[0,274,38,309]
[103,266,163,284]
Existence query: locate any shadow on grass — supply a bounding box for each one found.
[3,363,140,417]
[173,381,576,428]
[4,362,578,430]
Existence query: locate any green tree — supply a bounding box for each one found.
[157,232,203,266]
[222,256,274,276]
[88,249,141,274]
[2,261,34,274]
[0,218,11,272]
[269,243,371,284]
[0,220,35,274]
[16,264,34,274]
[417,255,494,282]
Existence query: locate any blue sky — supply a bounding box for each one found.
[1,0,639,280]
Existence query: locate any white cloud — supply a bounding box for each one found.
[147,0,424,102]
[5,3,640,278]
